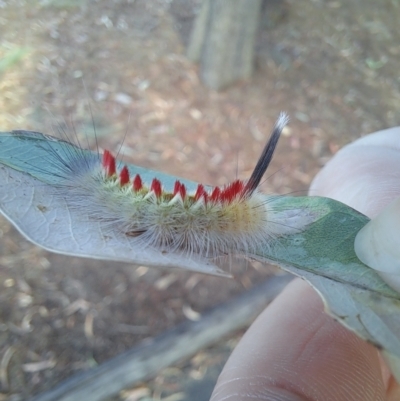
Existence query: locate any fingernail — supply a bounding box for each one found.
[355,197,400,292]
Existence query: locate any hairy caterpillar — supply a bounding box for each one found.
[0,113,315,273]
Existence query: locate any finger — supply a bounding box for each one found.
[355,197,400,291]
[311,126,400,386]
[211,278,386,401]
[212,128,400,401]
[309,126,400,218]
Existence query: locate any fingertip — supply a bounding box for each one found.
[355,197,400,292]
[309,128,400,218]
[211,279,385,401]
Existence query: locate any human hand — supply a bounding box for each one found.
[210,127,400,401]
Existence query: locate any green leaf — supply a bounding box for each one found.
[1,130,400,381]
[254,196,400,379]
[0,47,29,74]
[0,131,202,191]
[0,131,223,276]
[261,195,398,298]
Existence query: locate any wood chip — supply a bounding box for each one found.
[22,359,56,373]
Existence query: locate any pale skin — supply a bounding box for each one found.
[210,127,400,401]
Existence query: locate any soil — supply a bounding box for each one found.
[1,0,400,400]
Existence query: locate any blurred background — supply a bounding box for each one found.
[1,0,400,400]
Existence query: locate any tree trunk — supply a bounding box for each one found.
[187,0,263,90]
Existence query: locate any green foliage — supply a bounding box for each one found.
[0,47,29,74]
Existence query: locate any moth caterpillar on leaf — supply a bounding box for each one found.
[0,113,315,273]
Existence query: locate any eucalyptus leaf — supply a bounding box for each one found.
[255,195,400,380]
[0,131,225,276]
[1,130,400,381]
